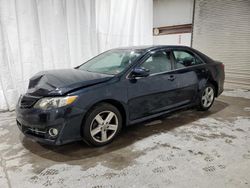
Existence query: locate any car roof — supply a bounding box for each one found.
[114,45,192,52]
[113,45,214,63]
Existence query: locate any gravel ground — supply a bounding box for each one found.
[0,90,250,188]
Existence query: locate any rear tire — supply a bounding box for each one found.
[197,83,215,111]
[82,103,122,146]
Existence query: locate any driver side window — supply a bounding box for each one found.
[140,51,171,74]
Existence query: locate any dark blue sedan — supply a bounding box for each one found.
[16,45,225,146]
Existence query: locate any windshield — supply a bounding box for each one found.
[78,50,142,75]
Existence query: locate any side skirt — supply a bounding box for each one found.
[127,103,194,126]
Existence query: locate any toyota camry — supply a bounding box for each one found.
[16,46,225,146]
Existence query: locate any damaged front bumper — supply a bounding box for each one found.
[16,100,85,145]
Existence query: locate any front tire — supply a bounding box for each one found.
[198,83,215,111]
[82,103,122,146]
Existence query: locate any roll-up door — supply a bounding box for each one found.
[192,0,250,89]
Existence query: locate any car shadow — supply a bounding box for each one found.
[21,100,228,162]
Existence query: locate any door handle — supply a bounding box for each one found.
[168,75,176,81]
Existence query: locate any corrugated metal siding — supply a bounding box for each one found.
[192,0,250,90]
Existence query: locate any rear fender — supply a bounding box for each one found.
[198,78,207,92]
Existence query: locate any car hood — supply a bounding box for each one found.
[27,69,113,96]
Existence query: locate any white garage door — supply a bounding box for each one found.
[192,0,250,90]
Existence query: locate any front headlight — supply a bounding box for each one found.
[34,96,78,110]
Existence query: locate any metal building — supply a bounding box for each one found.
[154,0,250,90]
[192,0,250,90]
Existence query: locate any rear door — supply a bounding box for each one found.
[170,48,207,104]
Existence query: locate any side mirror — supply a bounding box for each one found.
[131,67,150,78]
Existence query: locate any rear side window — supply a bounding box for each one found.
[173,50,203,69]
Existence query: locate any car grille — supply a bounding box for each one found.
[19,94,41,108]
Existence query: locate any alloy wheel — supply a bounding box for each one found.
[90,111,118,143]
[201,86,214,108]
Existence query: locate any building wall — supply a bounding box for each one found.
[153,0,193,27]
[153,33,191,46]
[153,0,193,46]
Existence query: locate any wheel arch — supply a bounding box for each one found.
[208,79,218,97]
[82,99,128,129]
[198,78,218,97]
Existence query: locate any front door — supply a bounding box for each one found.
[127,50,179,120]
